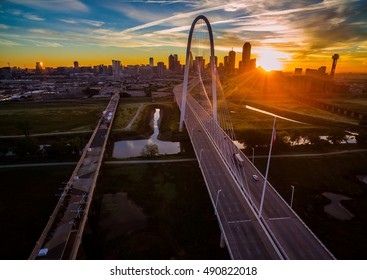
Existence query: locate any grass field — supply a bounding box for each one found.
[0,99,108,136]
[321,96,367,113]
[227,98,359,132]
[112,103,141,130]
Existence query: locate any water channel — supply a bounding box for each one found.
[112,108,182,158]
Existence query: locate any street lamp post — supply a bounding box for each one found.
[215,189,222,215]
[290,185,295,208]
[252,147,255,164]
[259,116,276,219]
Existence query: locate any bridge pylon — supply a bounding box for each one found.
[179,15,217,132]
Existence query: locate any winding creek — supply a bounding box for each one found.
[112,108,182,158]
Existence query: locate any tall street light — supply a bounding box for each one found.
[245,105,307,219]
[215,189,222,216]
[259,116,276,218]
[290,185,295,209]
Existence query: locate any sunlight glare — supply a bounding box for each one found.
[256,48,289,72]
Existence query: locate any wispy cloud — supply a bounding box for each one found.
[80,19,104,27]
[115,1,250,33]
[23,13,44,21]
[0,39,20,46]
[30,40,63,47]
[59,19,78,24]
[59,18,105,27]
[0,24,10,29]
[9,9,44,21]
[6,0,89,12]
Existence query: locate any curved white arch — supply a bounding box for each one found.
[179,15,217,132]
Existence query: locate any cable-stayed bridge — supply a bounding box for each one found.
[174,15,335,259]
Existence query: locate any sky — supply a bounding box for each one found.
[0,0,366,72]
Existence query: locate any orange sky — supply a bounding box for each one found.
[1,0,366,73]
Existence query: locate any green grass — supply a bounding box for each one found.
[0,99,108,135]
[111,101,181,139]
[112,103,141,130]
[227,99,358,132]
[321,96,367,112]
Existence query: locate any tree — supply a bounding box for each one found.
[141,143,159,157]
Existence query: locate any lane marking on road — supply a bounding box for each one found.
[228,219,253,224]
[268,217,292,221]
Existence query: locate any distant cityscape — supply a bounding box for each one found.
[1,42,366,103]
[0,42,345,77]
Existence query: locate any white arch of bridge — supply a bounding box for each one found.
[179,15,217,132]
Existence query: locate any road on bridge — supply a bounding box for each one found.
[175,81,334,259]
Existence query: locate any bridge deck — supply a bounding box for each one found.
[175,81,334,260]
[29,93,119,260]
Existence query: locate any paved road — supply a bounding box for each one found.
[254,149,367,158]
[175,81,335,259]
[190,111,282,258]
[2,148,365,169]
[176,82,283,259]
[0,130,93,139]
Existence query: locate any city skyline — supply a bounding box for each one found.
[0,0,366,72]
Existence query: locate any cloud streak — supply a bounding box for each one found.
[9,9,45,21]
[6,0,89,12]
[59,18,105,27]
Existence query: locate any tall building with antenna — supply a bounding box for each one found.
[330,54,339,78]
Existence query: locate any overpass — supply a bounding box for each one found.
[29,93,119,259]
[175,15,335,259]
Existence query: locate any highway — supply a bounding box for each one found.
[175,81,335,259]
[176,83,282,259]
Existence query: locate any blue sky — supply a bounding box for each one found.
[0,0,366,72]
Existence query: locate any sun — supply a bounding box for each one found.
[256,48,289,72]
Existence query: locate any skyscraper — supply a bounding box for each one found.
[149,57,154,67]
[157,62,165,77]
[35,61,43,74]
[112,60,121,80]
[168,54,175,71]
[229,49,236,74]
[242,42,251,64]
[242,42,251,72]
[194,56,205,72]
[224,56,229,73]
[168,54,181,73]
